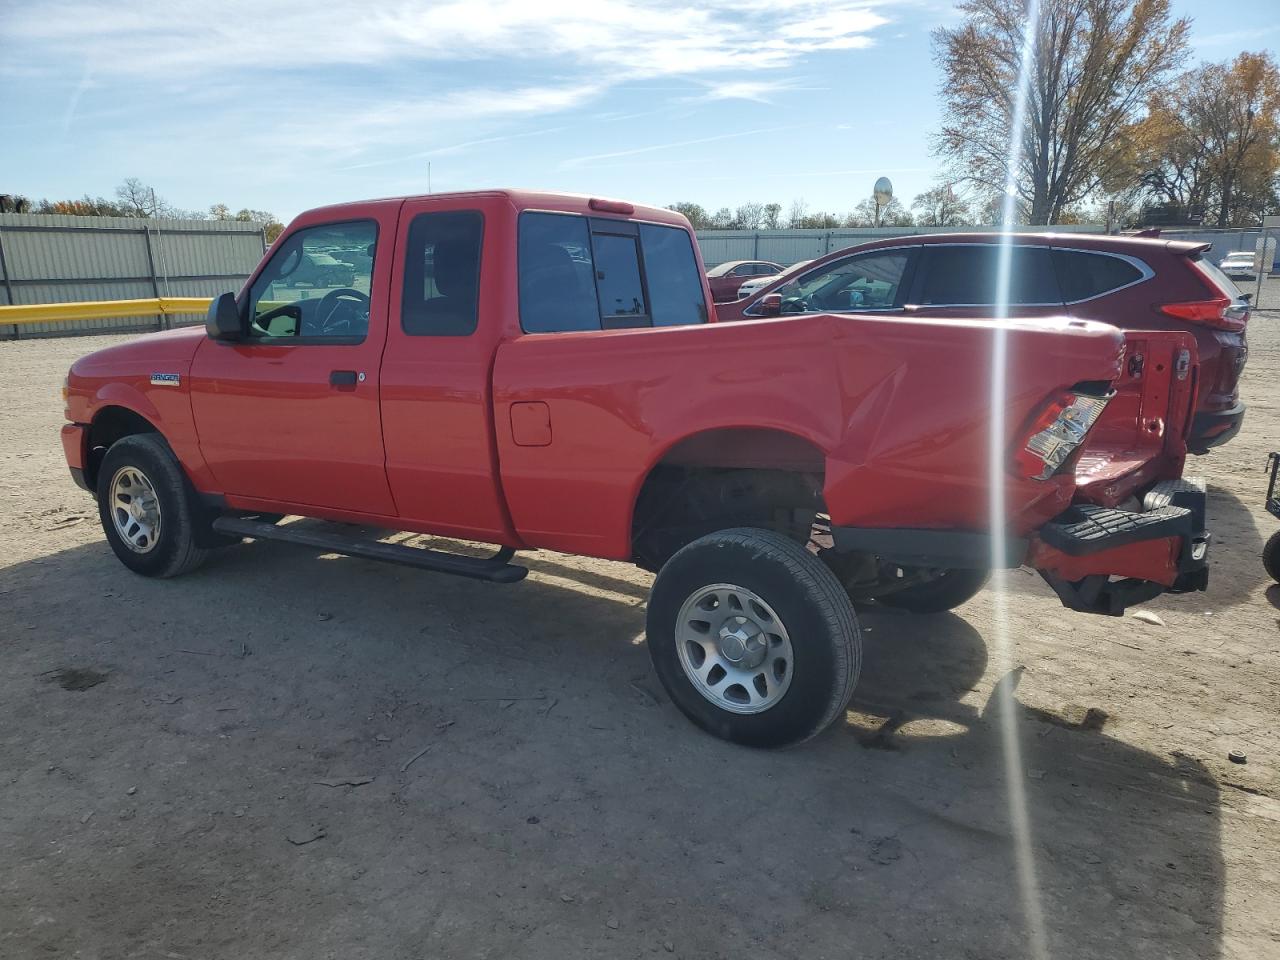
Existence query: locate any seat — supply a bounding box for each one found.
[403,239,479,336]
[521,244,598,332]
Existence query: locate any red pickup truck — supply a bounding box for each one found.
[61,189,1210,747]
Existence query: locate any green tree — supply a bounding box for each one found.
[666,202,710,230]
[1136,51,1280,226]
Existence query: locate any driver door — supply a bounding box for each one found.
[190,206,400,516]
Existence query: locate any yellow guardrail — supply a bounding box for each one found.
[0,297,213,326]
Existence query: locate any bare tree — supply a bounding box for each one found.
[911,184,973,226]
[115,177,172,217]
[787,199,809,228]
[934,0,1189,224]
[734,202,765,230]
[847,198,914,227]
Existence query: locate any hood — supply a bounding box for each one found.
[71,325,206,376]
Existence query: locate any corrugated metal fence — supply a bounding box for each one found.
[0,214,265,339]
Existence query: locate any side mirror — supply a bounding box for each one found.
[757,292,783,318]
[206,292,243,341]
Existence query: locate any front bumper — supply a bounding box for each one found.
[61,423,92,491]
[1190,402,1245,453]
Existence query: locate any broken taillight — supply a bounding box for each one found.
[1016,391,1111,480]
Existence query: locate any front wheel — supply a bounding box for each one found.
[646,528,861,748]
[96,434,211,578]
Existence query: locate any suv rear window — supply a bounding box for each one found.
[918,245,1060,305]
[1191,256,1243,300]
[1052,249,1146,302]
[519,212,708,332]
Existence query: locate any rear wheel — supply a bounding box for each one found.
[1264,531,1280,583]
[647,528,860,748]
[876,568,989,614]
[96,434,210,578]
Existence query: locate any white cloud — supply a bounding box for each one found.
[3,0,893,81]
[2,0,898,179]
[697,79,797,103]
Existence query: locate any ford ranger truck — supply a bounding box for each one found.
[61,190,1210,748]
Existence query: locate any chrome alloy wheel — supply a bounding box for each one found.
[675,583,794,714]
[109,465,162,553]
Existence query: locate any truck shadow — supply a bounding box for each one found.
[0,534,1225,960]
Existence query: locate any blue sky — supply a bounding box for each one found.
[2,0,1276,222]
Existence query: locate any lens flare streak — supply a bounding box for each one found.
[988,2,1050,958]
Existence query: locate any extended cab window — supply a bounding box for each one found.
[519,212,708,332]
[247,220,377,341]
[918,245,1060,306]
[773,252,909,314]
[401,210,483,336]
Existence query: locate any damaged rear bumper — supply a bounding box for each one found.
[1027,478,1210,616]
[827,478,1210,618]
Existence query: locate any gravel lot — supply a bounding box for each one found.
[2,314,1279,959]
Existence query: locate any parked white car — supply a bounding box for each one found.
[736,260,814,299]
[1220,251,1257,281]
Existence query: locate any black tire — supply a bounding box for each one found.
[876,568,989,614]
[646,528,861,748]
[96,434,210,578]
[1264,531,1280,583]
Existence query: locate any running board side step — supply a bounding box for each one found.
[211,517,528,584]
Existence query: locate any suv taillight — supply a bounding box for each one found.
[1158,296,1247,331]
[1015,391,1111,480]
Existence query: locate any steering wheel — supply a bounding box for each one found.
[315,288,370,336]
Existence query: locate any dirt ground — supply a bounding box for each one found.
[2,309,1279,960]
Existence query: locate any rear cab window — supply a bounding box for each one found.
[519,212,708,332]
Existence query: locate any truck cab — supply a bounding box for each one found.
[62,189,1211,748]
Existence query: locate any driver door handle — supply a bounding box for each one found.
[330,370,359,387]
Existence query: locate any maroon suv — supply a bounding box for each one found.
[717,233,1248,452]
[705,260,783,303]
